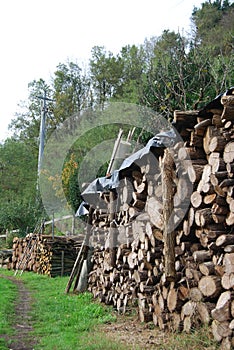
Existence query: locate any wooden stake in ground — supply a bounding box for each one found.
[162,149,176,282]
[65,207,94,293]
[109,190,117,267]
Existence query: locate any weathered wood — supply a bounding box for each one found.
[212,320,232,342]
[211,291,232,322]
[162,149,176,282]
[109,190,117,267]
[194,119,212,136]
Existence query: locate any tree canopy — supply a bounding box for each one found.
[0,0,233,236]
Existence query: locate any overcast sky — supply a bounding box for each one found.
[0,0,205,142]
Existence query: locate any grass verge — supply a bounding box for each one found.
[0,272,17,350]
[0,268,219,350]
[0,269,126,350]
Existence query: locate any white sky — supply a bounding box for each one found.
[0,0,205,142]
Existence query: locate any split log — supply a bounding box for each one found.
[224,141,234,164]
[211,291,232,322]
[203,126,220,155]
[212,320,232,342]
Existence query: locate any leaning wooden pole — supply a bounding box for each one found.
[73,207,94,291]
[162,148,176,282]
[65,207,94,293]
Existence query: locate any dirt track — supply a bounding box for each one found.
[0,275,36,350]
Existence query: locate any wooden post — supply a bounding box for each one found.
[109,190,117,268]
[61,250,64,277]
[52,212,54,240]
[75,247,94,292]
[73,207,94,291]
[162,149,176,282]
[65,208,94,293]
[72,214,75,235]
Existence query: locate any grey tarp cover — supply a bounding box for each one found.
[76,201,90,216]
[76,128,178,216]
[198,86,234,117]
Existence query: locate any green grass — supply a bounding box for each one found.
[0,272,17,350]
[0,269,126,350]
[0,269,219,350]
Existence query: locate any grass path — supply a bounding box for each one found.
[0,274,36,350]
[0,269,219,350]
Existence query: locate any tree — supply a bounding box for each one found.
[89,46,124,108]
[53,61,91,121]
[0,138,41,234]
[191,0,234,56]
[141,31,200,116]
[116,44,146,104]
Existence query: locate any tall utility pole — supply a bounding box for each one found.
[37,90,54,176]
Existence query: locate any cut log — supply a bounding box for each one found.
[216,235,234,247]
[145,197,163,229]
[189,287,203,302]
[194,119,212,136]
[203,126,220,155]
[199,261,215,276]
[196,302,212,324]
[181,300,196,319]
[223,141,234,164]
[226,212,234,226]
[191,191,203,208]
[208,152,226,173]
[198,275,222,298]
[212,320,232,342]
[177,147,206,161]
[167,288,179,312]
[209,136,226,153]
[195,208,213,227]
[221,273,234,290]
[223,253,234,274]
[211,291,232,322]
[193,250,212,263]
[204,193,216,205]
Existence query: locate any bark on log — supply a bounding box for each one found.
[162,149,176,282]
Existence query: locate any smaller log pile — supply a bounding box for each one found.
[87,93,234,348]
[11,234,82,277]
[0,249,13,269]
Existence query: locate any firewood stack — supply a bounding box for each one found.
[11,234,82,277]
[0,249,13,269]
[87,93,234,348]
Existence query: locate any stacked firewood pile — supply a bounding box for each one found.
[11,234,82,277]
[0,249,13,269]
[87,93,234,348]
